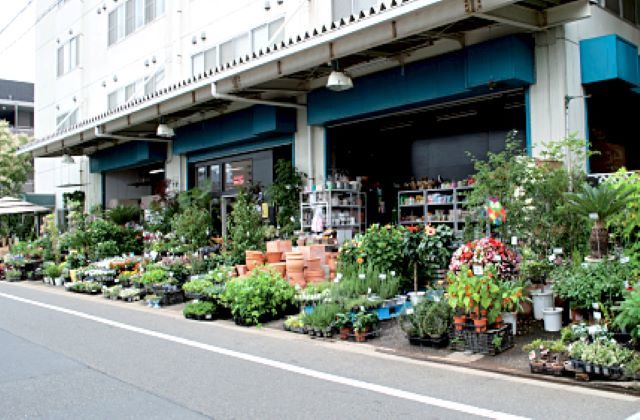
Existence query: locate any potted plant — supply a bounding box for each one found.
[352,311,378,342]
[5,269,22,282]
[45,263,64,286]
[334,312,353,340]
[183,300,216,320]
[614,289,640,344]
[565,183,633,260]
[145,294,162,308]
[500,281,527,335]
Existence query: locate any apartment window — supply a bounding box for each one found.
[191,46,218,75]
[602,0,640,24]
[56,109,78,130]
[56,36,80,77]
[144,69,165,95]
[108,89,124,110]
[332,0,379,20]
[251,18,284,53]
[220,33,250,64]
[109,0,165,46]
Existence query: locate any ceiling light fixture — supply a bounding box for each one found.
[61,152,75,164]
[326,60,353,92]
[149,169,165,174]
[156,123,175,138]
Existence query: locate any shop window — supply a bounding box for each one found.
[210,164,221,192]
[622,0,637,23]
[224,160,252,191]
[57,36,80,77]
[197,166,207,188]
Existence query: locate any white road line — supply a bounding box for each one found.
[0,291,527,420]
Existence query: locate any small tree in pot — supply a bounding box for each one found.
[565,183,632,260]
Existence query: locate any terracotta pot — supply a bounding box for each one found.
[265,251,283,264]
[279,240,293,253]
[286,259,304,273]
[453,315,466,331]
[327,257,338,272]
[246,259,263,271]
[306,258,322,271]
[287,272,306,288]
[235,265,248,276]
[245,250,264,260]
[493,315,503,329]
[340,327,351,340]
[270,262,286,277]
[297,238,305,247]
[354,330,367,343]
[473,317,488,333]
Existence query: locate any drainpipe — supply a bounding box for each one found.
[210,84,306,110]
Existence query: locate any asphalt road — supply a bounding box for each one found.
[0,281,638,420]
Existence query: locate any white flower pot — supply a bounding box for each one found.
[532,291,553,320]
[543,307,563,332]
[54,277,64,286]
[501,311,517,335]
[408,291,426,306]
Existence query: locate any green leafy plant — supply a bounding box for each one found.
[552,262,628,310]
[222,267,295,326]
[139,269,169,286]
[614,289,640,342]
[182,278,214,295]
[399,300,452,338]
[402,224,454,291]
[171,206,211,252]
[565,183,633,259]
[44,262,62,279]
[352,311,378,333]
[107,205,141,226]
[304,303,342,330]
[268,159,304,239]
[225,188,265,265]
[183,301,216,317]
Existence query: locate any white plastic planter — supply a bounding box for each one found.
[531,291,553,320]
[54,277,64,286]
[501,311,517,335]
[407,291,425,306]
[543,307,563,332]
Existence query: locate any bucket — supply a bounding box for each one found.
[543,307,563,332]
[532,291,553,320]
[501,311,517,335]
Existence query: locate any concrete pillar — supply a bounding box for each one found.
[529,26,586,163]
[294,104,325,184]
[165,144,186,193]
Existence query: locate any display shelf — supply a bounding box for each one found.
[397,185,473,235]
[300,190,367,244]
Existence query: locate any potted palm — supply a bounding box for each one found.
[565,183,632,260]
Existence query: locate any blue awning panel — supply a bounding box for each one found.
[580,34,639,86]
[173,105,296,156]
[89,142,166,173]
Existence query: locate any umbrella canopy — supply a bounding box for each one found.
[0,197,51,215]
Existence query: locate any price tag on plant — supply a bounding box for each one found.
[620,256,630,264]
[367,288,372,295]
[360,306,366,312]
[511,236,518,245]
[548,255,555,262]
[553,248,563,255]
[589,212,599,220]
[405,308,414,315]
[472,265,484,276]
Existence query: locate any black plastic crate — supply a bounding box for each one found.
[449,324,513,356]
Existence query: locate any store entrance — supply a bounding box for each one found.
[585,83,640,173]
[327,91,526,226]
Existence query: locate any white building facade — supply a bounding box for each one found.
[29,0,640,224]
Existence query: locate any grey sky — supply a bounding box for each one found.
[0,0,36,83]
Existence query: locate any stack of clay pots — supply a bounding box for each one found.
[326,252,338,280]
[265,251,283,264]
[285,252,305,288]
[245,250,265,270]
[305,257,325,284]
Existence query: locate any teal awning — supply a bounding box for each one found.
[580,34,639,86]
[89,142,167,173]
[173,105,296,156]
[308,35,535,125]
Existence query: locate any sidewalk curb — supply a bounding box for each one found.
[373,346,640,397]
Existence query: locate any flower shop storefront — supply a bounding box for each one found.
[173,105,297,235]
[306,35,532,231]
[89,142,167,209]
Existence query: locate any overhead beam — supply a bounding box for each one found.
[477,0,591,30]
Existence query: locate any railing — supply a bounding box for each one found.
[587,171,638,184]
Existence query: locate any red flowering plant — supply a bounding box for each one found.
[447,264,502,323]
[449,237,520,280]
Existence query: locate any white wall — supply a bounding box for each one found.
[33,156,94,211]
[34,0,335,139]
